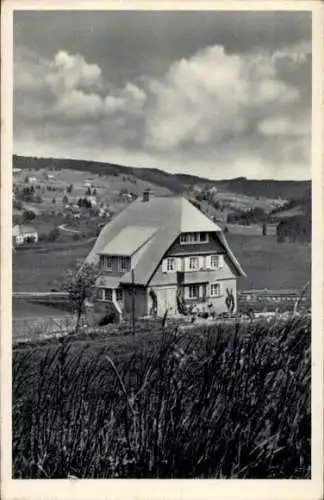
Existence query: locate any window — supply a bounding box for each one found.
[180,232,209,244]
[104,288,113,301]
[101,255,112,270]
[189,256,199,270]
[210,255,220,268]
[210,283,221,297]
[97,288,105,300]
[188,284,200,299]
[119,256,130,272]
[167,258,176,271]
[116,288,123,301]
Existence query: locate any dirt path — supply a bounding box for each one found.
[58,224,80,234]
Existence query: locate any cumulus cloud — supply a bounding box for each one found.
[45,50,102,95]
[14,41,311,180]
[145,45,303,151]
[14,49,146,122]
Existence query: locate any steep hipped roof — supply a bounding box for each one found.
[86,196,246,284]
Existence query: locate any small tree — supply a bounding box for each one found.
[22,210,35,223]
[47,227,60,242]
[67,184,73,194]
[63,194,69,204]
[61,261,99,333]
[52,197,56,204]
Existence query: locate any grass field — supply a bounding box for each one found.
[13,238,94,293]
[13,234,311,295]
[12,316,311,478]
[227,234,311,290]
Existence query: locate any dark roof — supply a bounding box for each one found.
[86,196,246,285]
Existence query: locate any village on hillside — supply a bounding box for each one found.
[12,157,311,341]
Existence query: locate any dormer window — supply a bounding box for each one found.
[101,255,113,270]
[119,256,130,272]
[180,232,209,244]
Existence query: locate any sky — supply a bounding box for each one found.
[13,10,311,180]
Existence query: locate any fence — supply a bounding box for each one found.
[237,289,309,313]
[12,315,77,341]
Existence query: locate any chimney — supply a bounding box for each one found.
[142,189,152,202]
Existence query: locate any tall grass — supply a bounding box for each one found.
[12,317,311,478]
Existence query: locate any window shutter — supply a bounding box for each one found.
[177,258,182,272]
[199,256,205,269]
[219,255,224,268]
[162,259,168,273]
[205,255,211,269]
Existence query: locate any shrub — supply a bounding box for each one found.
[47,227,60,242]
[22,210,35,223]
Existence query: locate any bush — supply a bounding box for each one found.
[12,317,310,479]
[47,227,60,242]
[22,210,35,223]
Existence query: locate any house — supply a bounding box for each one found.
[86,196,97,207]
[86,190,246,321]
[12,225,38,246]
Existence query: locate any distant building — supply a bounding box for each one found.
[86,196,97,207]
[99,207,110,217]
[12,225,38,246]
[86,191,246,322]
[13,168,22,174]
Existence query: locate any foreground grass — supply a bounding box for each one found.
[12,317,311,479]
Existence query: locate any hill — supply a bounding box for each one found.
[13,155,310,200]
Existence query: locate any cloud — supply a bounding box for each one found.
[14,49,147,124]
[145,45,303,151]
[45,50,102,95]
[53,89,103,119]
[258,117,309,137]
[14,41,311,180]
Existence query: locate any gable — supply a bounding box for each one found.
[166,232,224,256]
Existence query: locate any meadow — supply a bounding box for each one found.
[13,233,311,294]
[13,238,94,293]
[12,316,311,479]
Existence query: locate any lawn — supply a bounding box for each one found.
[12,316,311,478]
[13,239,94,292]
[227,234,311,290]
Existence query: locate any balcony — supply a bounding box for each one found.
[176,270,219,285]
